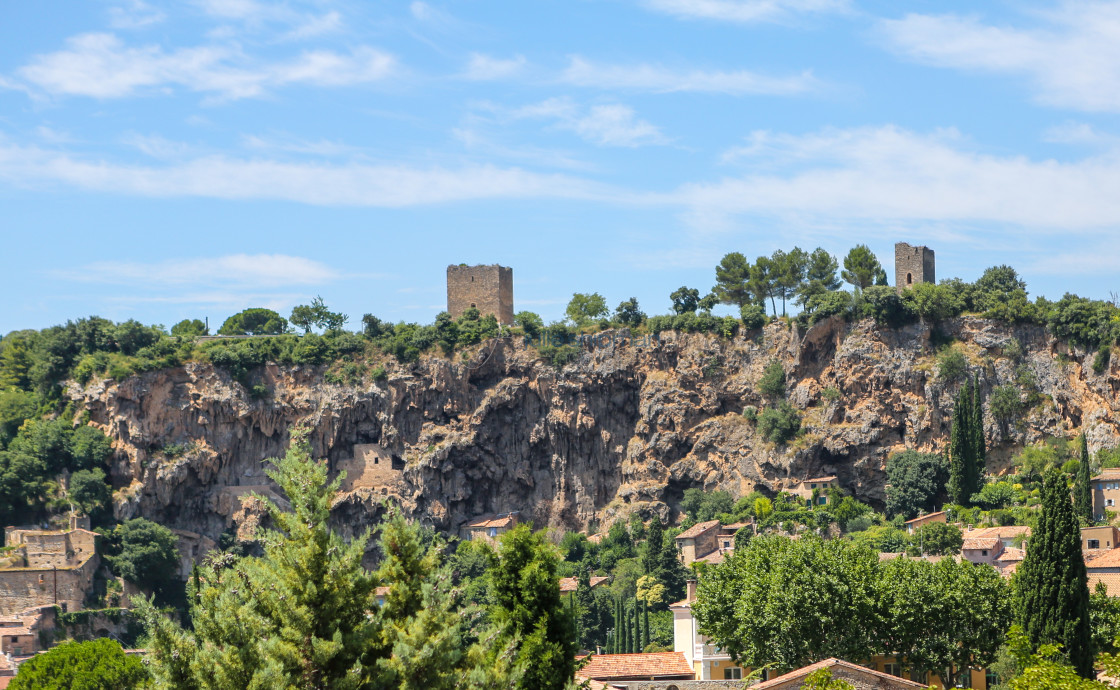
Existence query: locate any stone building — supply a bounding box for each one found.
[446,264,514,324]
[894,243,935,291]
[0,521,98,615]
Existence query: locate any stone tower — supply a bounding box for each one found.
[894,243,935,291]
[446,264,514,324]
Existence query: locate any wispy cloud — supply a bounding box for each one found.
[462,53,526,81]
[472,98,669,148]
[0,142,607,206]
[58,254,340,288]
[669,125,1120,231]
[108,0,166,29]
[879,3,1120,113]
[14,33,394,100]
[121,133,194,159]
[562,56,818,95]
[240,133,361,157]
[282,11,344,41]
[641,0,848,23]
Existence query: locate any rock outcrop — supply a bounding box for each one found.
[66,317,1120,542]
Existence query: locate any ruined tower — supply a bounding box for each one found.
[894,243,935,291]
[446,264,514,324]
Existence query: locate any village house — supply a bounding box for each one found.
[576,652,696,688]
[751,658,930,690]
[0,605,55,657]
[1085,549,1120,595]
[559,576,610,595]
[671,581,750,681]
[1091,468,1120,521]
[459,512,518,544]
[903,511,946,535]
[1083,525,1120,552]
[674,521,746,567]
[789,476,839,507]
[0,516,99,616]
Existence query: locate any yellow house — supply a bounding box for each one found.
[1091,468,1120,521]
[904,510,947,535]
[790,476,839,507]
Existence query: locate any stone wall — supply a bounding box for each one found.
[446,264,514,324]
[0,553,97,616]
[894,243,935,290]
[336,444,403,495]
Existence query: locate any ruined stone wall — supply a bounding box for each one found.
[894,243,935,290]
[447,264,514,324]
[0,554,97,616]
[336,444,402,495]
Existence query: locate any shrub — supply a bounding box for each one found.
[740,304,767,330]
[860,285,910,326]
[821,386,841,403]
[805,290,853,324]
[370,365,388,381]
[742,406,758,423]
[758,361,787,399]
[757,402,801,444]
[900,282,964,322]
[937,347,968,383]
[1094,344,1112,374]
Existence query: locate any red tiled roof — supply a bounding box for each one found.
[1089,572,1120,596]
[904,511,946,525]
[752,658,928,690]
[1087,549,1120,569]
[558,576,609,593]
[694,550,726,566]
[1092,468,1120,481]
[803,476,837,483]
[675,520,720,540]
[577,652,694,681]
[464,513,517,529]
[374,586,390,596]
[962,538,1001,551]
[967,525,1031,540]
[996,548,1025,563]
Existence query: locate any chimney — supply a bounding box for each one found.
[686,579,698,603]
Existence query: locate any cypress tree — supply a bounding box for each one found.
[620,600,630,653]
[948,382,970,505]
[971,375,986,485]
[643,516,664,575]
[1075,434,1093,523]
[632,599,640,652]
[642,601,650,652]
[1014,468,1094,677]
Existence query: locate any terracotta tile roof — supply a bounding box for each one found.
[374,586,390,596]
[1093,468,1120,481]
[967,525,1031,540]
[558,576,609,593]
[996,548,1025,563]
[963,538,1001,551]
[675,520,720,540]
[668,599,690,609]
[803,476,837,483]
[577,652,694,681]
[720,522,748,531]
[1087,549,1120,569]
[464,513,517,529]
[695,550,726,566]
[752,658,928,690]
[587,533,604,544]
[998,562,1019,578]
[1089,572,1120,596]
[904,511,946,525]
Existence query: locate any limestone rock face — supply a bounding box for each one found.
[66,317,1120,541]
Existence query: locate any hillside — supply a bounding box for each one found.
[65,315,1119,543]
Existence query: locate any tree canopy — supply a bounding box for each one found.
[8,638,148,690]
[218,308,289,336]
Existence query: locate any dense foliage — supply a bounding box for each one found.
[9,638,148,690]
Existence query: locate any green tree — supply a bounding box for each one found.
[642,516,663,575]
[69,468,111,519]
[565,293,608,327]
[614,298,645,327]
[71,425,112,471]
[757,402,801,444]
[105,518,180,601]
[974,265,1028,312]
[795,248,842,308]
[488,524,577,690]
[757,360,786,399]
[513,312,544,340]
[772,247,808,316]
[0,334,35,390]
[948,379,983,506]
[990,385,1024,440]
[218,308,288,336]
[740,304,766,330]
[713,254,752,309]
[693,535,879,669]
[1014,468,1094,677]
[841,245,885,291]
[908,522,963,556]
[1075,435,1093,523]
[802,668,856,690]
[670,287,700,315]
[0,389,36,447]
[884,450,948,519]
[8,638,148,690]
[170,318,208,337]
[750,256,778,315]
[290,296,348,334]
[901,282,964,322]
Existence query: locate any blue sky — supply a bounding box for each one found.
[3,0,1120,332]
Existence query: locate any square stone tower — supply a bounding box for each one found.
[446,264,514,324]
[894,243,935,291]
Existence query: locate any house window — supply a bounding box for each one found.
[724,667,742,679]
[1089,539,1101,549]
[986,670,999,687]
[488,527,497,538]
[1108,499,1115,508]
[956,668,972,688]
[884,663,901,677]
[910,670,928,683]
[723,541,731,549]
[818,497,827,505]
[810,483,816,489]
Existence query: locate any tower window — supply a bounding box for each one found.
[907,273,913,285]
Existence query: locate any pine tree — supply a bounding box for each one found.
[1014,468,1094,677]
[1075,434,1093,523]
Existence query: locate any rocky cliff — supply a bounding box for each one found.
[66,317,1120,544]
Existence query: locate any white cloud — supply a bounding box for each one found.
[569,105,668,147]
[14,33,395,100]
[474,98,669,148]
[122,133,194,159]
[108,0,166,29]
[562,56,818,95]
[282,11,344,41]
[669,125,1120,230]
[0,142,606,206]
[880,3,1120,112]
[241,133,361,157]
[463,53,526,81]
[194,0,268,20]
[642,0,848,23]
[60,254,340,288]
